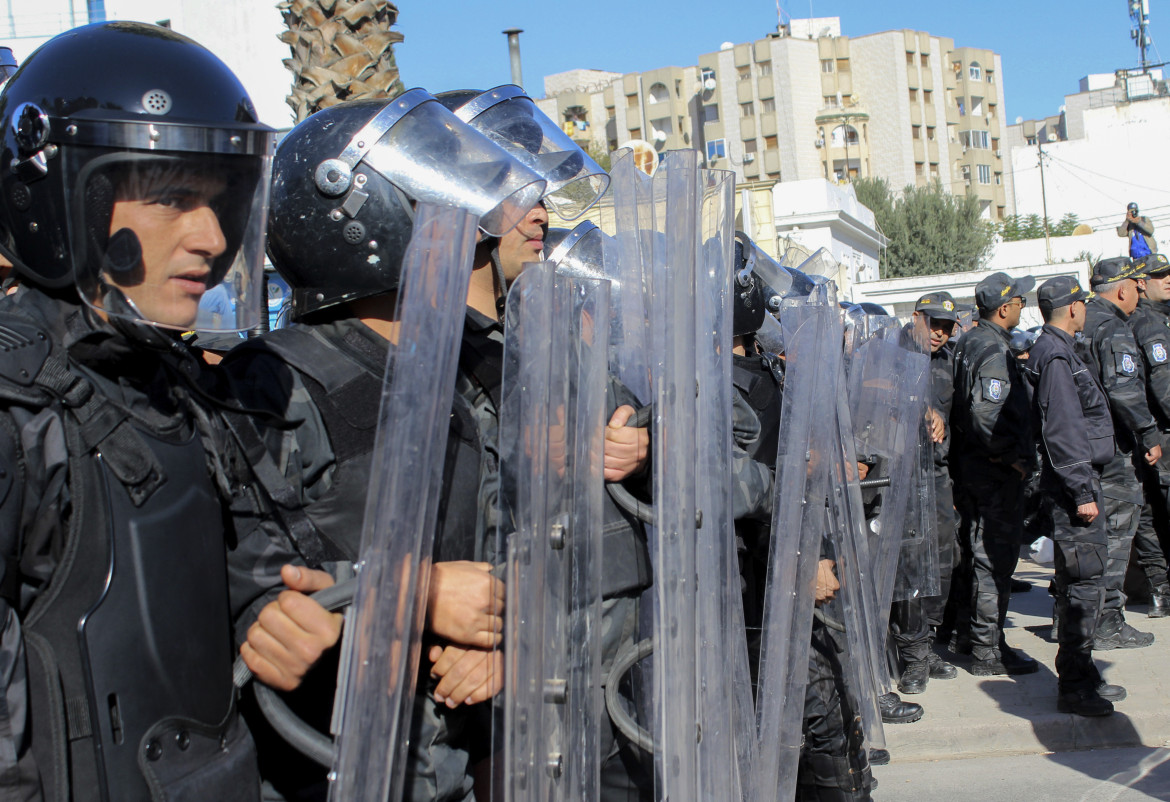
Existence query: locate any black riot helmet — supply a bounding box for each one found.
[731,233,767,336]
[266,91,547,318]
[0,22,276,332]
[435,87,609,221]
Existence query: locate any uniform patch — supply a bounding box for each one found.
[988,378,1002,400]
[1154,342,1167,363]
[1121,353,1137,375]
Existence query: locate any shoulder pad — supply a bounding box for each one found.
[225,327,364,393]
[0,314,51,387]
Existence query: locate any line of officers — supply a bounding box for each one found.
[873,253,1170,722]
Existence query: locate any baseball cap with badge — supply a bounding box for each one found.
[1137,253,1170,276]
[1037,275,1090,313]
[974,271,1036,312]
[914,291,959,322]
[1090,255,1147,287]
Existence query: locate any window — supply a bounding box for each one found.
[706,139,726,160]
[629,128,641,140]
[830,124,859,147]
[741,102,755,117]
[988,103,997,119]
[744,139,758,153]
[764,134,778,151]
[926,125,936,141]
[986,70,994,84]
[912,125,921,140]
[969,62,982,81]
[921,53,929,68]
[703,104,720,123]
[971,96,984,116]
[991,137,999,151]
[823,95,839,108]
[924,89,932,103]
[758,60,772,76]
[977,164,991,184]
[738,66,751,82]
[915,162,924,176]
[930,162,939,178]
[701,66,716,84]
[627,93,638,108]
[821,59,835,73]
[952,60,962,75]
[909,88,918,103]
[837,58,850,72]
[994,171,1002,185]
[957,98,965,116]
[762,98,776,113]
[960,130,990,149]
[648,83,669,104]
[1026,136,1037,145]
[676,80,682,97]
[906,52,915,66]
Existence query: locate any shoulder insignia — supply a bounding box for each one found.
[1121,353,1137,375]
[988,378,1002,400]
[1154,343,1167,364]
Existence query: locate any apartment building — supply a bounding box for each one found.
[538,17,1014,220]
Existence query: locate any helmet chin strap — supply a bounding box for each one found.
[490,243,508,321]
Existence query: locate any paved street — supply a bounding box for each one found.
[874,557,1170,798]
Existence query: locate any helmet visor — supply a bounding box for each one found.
[65,146,273,333]
[360,91,547,237]
[457,87,609,221]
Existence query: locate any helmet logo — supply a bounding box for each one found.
[142,90,172,115]
[11,102,49,152]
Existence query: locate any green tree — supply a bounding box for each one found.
[1054,212,1080,237]
[852,177,995,278]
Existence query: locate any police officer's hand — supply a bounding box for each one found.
[241,565,343,692]
[1077,501,1099,523]
[927,407,945,443]
[604,405,649,481]
[1146,444,1163,465]
[427,561,505,648]
[815,559,840,605]
[428,644,504,707]
[857,462,870,481]
[1010,461,1028,480]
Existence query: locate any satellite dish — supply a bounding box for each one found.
[619,139,658,176]
[652,129,667,144]
[703,77,717,91]
[720,41,734,51]
[1072,223,1094,236]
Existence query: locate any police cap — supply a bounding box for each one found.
[914,291,959,322]
[1090,256,1147,287]
[1137,253,1170,277]
[975,271,1036,313]
[1037,275,1090,313]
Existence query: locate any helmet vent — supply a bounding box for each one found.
[142,90,172,115]
[342,221,366,245]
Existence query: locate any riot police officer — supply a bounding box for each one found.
[0,22,276,801]
[1024,276,1125,716]
[951,272,1039,676]
[1127,253,1170,616]
[1078,257,1162,649]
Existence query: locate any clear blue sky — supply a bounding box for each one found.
[395,0,1160,123]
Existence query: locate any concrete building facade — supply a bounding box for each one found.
[540,16,1013,220]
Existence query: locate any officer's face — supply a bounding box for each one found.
[496,201,549,283]
[926,316,955,352]
[1002,297,1025,329]
[106,167,228,329]
[1146,273,1170,303]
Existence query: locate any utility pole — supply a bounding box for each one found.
[1037,140,1053,263]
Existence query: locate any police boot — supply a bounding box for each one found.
[878,691,923,724]
[927,651,957,680]
[897,662,929,695]
[1057,687,1114,717]
[1094,612,1155,650]
[1096,681,1127,702]
[868,748,890,766]
[1148,582,1170,619]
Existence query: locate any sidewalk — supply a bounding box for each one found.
[882,558,1170,762]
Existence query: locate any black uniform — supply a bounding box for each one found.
[924,343,960,643]
[1126,297,1170,599]
[951,322,1034,662]
[1025,324,1115,692]
[1077,296,1160,635]
[0,287,263,802]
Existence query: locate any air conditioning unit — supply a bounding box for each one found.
[815,138,825,148]
[743,153,755,162]
[994,149,1002,158]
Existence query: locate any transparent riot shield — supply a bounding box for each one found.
[607,149,655,404]
[694,167,754,801]
[825,363,887,750]
[495,262,610,802]
[752,288,841,802]
[328,203,479,802]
